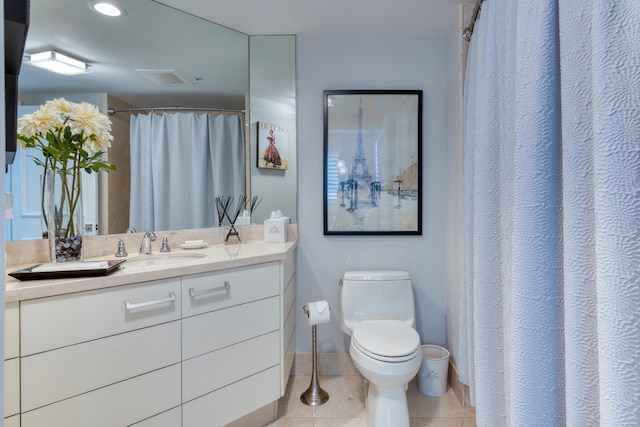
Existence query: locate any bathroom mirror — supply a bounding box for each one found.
[10,0,296,240]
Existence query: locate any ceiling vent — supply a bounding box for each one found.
[135,69,191,85]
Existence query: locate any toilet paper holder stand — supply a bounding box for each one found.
[300,305,330,406]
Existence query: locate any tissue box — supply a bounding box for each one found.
[264,218,287,242]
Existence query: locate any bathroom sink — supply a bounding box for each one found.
[124,253,206,268]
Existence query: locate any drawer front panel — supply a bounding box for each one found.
[182,366,280,427]
[131,407,181,427]
[183,331,279,402]
[283,272,295,322]
[21,278,181,356]
[182,296,279,360]
[283,252,296,288]
[182,262,279,318]
[5,415,19,427]
[4,358,20,418]
[21,364,181,427]
[283,327,295,389]
[5,302,19,359]
[22,321,181,412]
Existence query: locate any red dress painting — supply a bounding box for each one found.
[263,129,282,167]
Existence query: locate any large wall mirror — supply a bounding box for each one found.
[8,0,296,241]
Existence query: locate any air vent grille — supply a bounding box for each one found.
[135,69,191,85]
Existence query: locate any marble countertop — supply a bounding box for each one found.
[5,240,296,303]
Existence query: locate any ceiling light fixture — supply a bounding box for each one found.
[27,51,89,75]
[89,1,126,17]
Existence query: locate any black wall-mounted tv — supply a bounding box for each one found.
[4,0,30,166]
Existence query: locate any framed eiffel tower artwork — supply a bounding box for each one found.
[323,90,423,235]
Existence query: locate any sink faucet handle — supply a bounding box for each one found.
[160,232,174,253]
[106,237,128,257]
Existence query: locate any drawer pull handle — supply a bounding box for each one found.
[189,281,231,297]
[125,292,176,310]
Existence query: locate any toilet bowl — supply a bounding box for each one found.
[340,271,422,427]
[350,320,421,426]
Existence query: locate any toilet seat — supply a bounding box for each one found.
[352,320,420,363]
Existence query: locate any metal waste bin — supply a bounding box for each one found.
[417,344,450,397]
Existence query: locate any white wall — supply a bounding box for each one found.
[296,35,448,352]
[443,6,470,368]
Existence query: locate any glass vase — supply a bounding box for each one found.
[44,169,84,262]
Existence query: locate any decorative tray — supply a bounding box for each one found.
[9,259,127,281]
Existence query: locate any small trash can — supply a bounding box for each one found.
[417,344,450,397]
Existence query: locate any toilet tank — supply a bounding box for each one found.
[340,270,415,336]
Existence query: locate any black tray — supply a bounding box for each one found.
[9,259,127,281]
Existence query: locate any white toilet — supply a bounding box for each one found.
[340,270,422,427]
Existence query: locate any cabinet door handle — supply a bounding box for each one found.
[189,281,231,298]
[125,292,176,310]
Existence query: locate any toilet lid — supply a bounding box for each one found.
[352,320,420,362]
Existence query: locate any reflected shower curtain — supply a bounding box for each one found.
[129,112,245,232]
[460,1,640,426]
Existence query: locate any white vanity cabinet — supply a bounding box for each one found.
[181,262,282,426]
[7,243,296,427]
[19,278,182,427]
[5,302,20,427]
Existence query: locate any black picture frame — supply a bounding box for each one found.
[323,90,423,235]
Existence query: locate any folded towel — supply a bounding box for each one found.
[31,261,109,273]
[184,240,204,245]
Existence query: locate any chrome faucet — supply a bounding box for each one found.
[106,237,128,257]
[160,232,174,252]
[139,231,156,254]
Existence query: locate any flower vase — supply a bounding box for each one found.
[44,170,84,262]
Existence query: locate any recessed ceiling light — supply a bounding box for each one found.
[89,1,126,17]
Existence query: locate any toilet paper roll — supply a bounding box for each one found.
[304,300,331,326]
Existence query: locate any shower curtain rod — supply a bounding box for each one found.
[106,106,245,115]
[462,0,485,41]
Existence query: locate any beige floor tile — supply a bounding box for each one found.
[278,375,317,419]
[407,379,476,419]
[273,374,476,426]
[313,375,366,419]
[314,418,367,427]
[463,418,477,427]
[410,418,466,427]
[265,418,315,427]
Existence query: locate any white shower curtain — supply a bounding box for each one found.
[460,1,640,426]
[129,112,245,232]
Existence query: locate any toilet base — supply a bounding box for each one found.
[364,380,411,427]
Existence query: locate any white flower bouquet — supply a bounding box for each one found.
[17,98,116,258]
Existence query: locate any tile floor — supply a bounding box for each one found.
[267,374,476,427]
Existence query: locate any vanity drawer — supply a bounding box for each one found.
[5,302,19,360]
[283,271,295,323]
[21,278,181,356]
[182,262,279,318]
[5,415,19,427]
[283,251,296,287]
[21,321,181,412]
[131,407,181,427]
[182,366,280,427]
[5,358,20,418]
[183,296,279,360]
[183,330,279,402]
[21,364,181,427]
